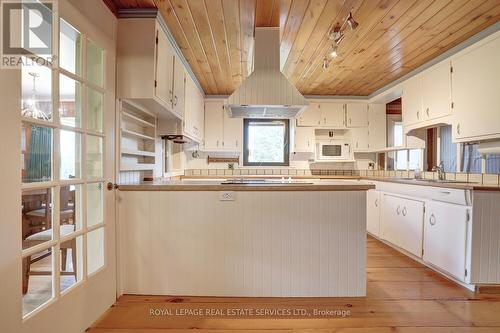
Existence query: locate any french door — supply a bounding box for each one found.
[0,2,116,332]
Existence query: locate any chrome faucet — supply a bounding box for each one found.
[432,161,445,180]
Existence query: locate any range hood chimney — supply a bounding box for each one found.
[226,27,308,118]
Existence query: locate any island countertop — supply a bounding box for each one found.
[117,179,375,191]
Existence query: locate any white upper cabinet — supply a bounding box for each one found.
[421,60,452,120]
[203,100,241,152]
[184,74,204,142]
[346,103,368,127]
[321,103,345,127]
[204,101,224,150]
[117,18,189,119]
[172,56,185,118]
[293,127,315,153]
[297,102,346,128]
[222,108,243,151]
[367,104,386,150]
[452,33,500,141]
[154,26,174,107]
[297,103,321,126]
[350,127,369,151]
[402,75,422,126]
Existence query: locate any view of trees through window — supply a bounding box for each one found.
[244,119,289,166]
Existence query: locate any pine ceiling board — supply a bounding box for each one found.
[314,0,422,95]
[270,0,280,26]
[279,0,310,69]
[240,0,256,78]
[222,0,243,88]
[169,0,220,93]
[280,0,327,72]
[352,0,500,96]
[321,0,436,95]
[279,0,293,40]
[340,0,493,95]
[284,0,354,85]
[255,0,279,27]
[154,0,212,93]
[297,0,394,93]
[109,0,500,95]
[205,0,235,93]
[186,0,229,94]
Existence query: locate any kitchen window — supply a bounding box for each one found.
[243,119,290,166]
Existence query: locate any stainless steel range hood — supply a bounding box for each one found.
[226,28,308,118]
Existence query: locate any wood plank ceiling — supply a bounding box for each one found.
[106,0,500,96]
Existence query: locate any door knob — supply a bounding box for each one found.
[107,182,118,191]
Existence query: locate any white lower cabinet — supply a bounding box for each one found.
[367,190,381,237]
[424,201,469,281]
[380,193,424,257]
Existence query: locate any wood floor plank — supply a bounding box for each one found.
[89,236,500,332]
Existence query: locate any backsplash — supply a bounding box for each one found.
[184,169,500,185]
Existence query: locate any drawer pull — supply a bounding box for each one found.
[439,191,451,195]
[429,214,436,226]
[402,207,407,216]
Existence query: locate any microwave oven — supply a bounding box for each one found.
[316,140,351,160]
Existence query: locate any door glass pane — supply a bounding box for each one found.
[22,123,52,183]
[87,87,104,132]
[22,248,53,317]
[60,130,81,180]
[59,74,82,127]
[396,150,408,170]
[409,149,422,170]
[61,235,83,293]
[22,62,53,121]
[22,188,53,250]
[86,135,103,179]
[60,184,82,233]
[60,19,82,75]
[87,40,104,87]
[87,227,104,275]
[87,182,103,227]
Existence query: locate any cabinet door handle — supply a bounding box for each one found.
[417,110,420,119]
[396,205,401,215]
[426,107,429,116]
[324,117,327,124]
[216,140,219,147]
[402,207,407,216]
[429,213,436,226]
[457,123,461,135]
[235,140,238,147]
[349,118,352,125]
[375,199,378,207]
[356,141,359,148]
[174,95,178,106]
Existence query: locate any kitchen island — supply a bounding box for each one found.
[117,180,374,297]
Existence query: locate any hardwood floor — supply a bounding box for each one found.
[89,235,500,332]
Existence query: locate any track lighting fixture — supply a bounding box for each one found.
[330,43,339,58]
[322,11,359,70]
[346,12,359,30]
[322,57,329,70]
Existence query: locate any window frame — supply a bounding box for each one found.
[243,118,290,167]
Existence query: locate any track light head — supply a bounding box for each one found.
[330,43,338,58]
[322,57,330,70]
[346,12,359,30]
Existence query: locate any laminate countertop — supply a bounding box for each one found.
[178,175,500,191]
[117,179,375,191]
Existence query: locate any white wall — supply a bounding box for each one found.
[0,1,118,332]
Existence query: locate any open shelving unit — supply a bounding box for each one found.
[119,100,157,182]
